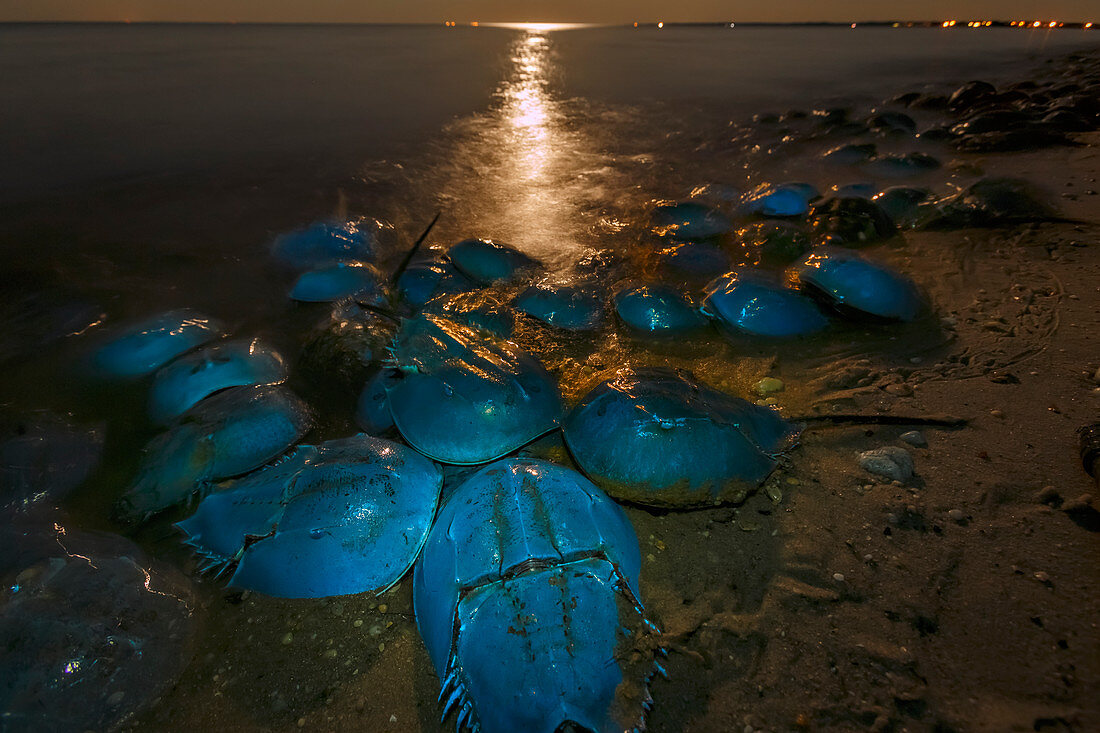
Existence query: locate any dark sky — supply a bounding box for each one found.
[1,1,1096,23]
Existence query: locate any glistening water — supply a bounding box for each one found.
[0,22,1097,732]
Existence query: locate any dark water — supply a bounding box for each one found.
[1,22,1098,731]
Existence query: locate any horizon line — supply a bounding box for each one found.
[1,19,1096,27]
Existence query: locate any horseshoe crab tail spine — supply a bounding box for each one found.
[390,210,442,285]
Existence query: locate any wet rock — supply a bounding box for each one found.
[858,447,914,482]
[754,377,785,396]
[898,430,926,448]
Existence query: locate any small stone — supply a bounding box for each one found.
[1034,571,1051,584]
[754,377,785,396]
[884,383,913,397]
[324,648,338,659]
[1093,366,1100,384]
[353,619,363,628]
[899,430,926,447]
[390,715,398,724]
[377,604,388,614]
[297,718,306,728]
[281,632,293,645]
[833,573,846,582]
[947,509,966,522]
[858,447,914,482]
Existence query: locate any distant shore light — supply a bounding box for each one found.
[657,21,664,29]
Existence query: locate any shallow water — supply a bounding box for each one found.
[1,22,1098,732]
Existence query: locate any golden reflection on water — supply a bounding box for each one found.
[443,28,589,270]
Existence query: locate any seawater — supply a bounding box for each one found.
[0,22,1098,731]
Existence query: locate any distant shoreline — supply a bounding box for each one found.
[0,20,1097,30]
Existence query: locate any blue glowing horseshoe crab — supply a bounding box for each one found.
[386,314,562,465]
[613,282,707,335]
[90,309,223,379]
[790,247,924,322]
[650,200,732,239]
[119,385,313,519]
[356,367,401,434]
[289,262,389,305]
[513,281,605,331]
[701,270,830,338]
[177,434,442,598]
[148,337,287,424]
[446,238,542,285]
[271,218,379,269]
[396,258,474,309]
[562,367,800,507]
[414,458,663,733]
[737,182,819,218]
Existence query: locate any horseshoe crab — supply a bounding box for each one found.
[289,262,388,305]
[148,338,287,424]
[0,523,197,732]
[514,281,605,331]
[119,385,312,519]
[177,435,442,598]
[90,309,223,379]
[562,367,799,507]
[271,218,378,269]
[701,270,830,338]
[738,183,819,218]
[396,259,473,309]
[386,314,562,465]
[447,238,541,285]
[414,458,662,733]
[809,196,896,244]
[613,283,707,335]
[790,247,924,322]
[650,201,732,239]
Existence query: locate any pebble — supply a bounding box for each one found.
[884,383,913,397]
[754,377,785,396]
[1034,571,1051,584]
[898,430,926,447]
[833,573,846,582]
[297,718,306,728]
[1093,366,1100,384]
[858,447,914,482]
[990,409,1005,419]
[281,632,293,645]
[947,509,966,522]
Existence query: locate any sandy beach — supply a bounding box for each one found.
[1,29,1098,733]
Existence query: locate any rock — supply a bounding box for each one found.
[754,377,785,396]
[858,447,914,482]
[898,430,926,447]
[947,508,966,523]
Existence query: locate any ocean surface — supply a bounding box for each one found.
[1,22,1098,732]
